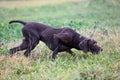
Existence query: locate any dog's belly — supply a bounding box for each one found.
[58,44,70,52]
[46,42,70,52]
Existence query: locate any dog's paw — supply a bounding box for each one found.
[9,49,14,54]
[24,52,30,57]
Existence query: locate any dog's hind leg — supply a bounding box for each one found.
[24,37,39,57]
[9,39,28,54]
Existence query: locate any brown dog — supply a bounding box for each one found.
[9,20,102,59]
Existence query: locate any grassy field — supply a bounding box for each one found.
[0,0,120,80]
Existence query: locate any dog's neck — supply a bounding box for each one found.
[73,34,87,50]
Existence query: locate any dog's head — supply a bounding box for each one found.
[79,39,103,54]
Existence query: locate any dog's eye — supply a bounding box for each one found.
[94,43,97,46]
[93,41,97,44]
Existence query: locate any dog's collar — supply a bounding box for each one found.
[79,36,89,45]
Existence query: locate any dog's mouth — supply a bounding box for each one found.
[91,48,103,54]
[89,44,103,54]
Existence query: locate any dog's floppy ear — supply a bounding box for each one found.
[88,39,97,45]
[79,39,89,53]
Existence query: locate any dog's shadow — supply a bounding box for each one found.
[55,52,91,62]
[73,53,91,62]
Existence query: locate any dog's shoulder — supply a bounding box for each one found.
[61,27,78,35]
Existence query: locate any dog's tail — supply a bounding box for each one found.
[9,20,26,25]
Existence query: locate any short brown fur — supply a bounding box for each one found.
[9,20,102,59]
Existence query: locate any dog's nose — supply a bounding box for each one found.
[100,48,103,51]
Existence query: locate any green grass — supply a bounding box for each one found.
[0,0,120,42]
[0,0,120,80]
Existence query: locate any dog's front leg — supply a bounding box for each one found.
[52,35,60,59]
[52,46,59,59]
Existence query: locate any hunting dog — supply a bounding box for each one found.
[9,20,102,59]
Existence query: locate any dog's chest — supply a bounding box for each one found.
[46,42,54,50]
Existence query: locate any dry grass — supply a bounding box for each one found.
[0,29,120,79]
